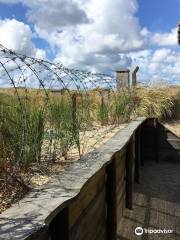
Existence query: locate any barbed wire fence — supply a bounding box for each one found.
[0,44,137,190]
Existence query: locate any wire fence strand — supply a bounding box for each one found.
[0,44,129,178]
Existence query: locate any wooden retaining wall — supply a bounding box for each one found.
[1,118,178,240]
[48,147,129,240]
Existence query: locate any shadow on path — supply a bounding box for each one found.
[117,160,180,240]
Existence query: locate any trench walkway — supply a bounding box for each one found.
[117,159,180,240]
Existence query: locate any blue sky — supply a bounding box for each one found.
[0,1,179,31]
[0,3,27,23]
[0,0,179,85]
[0,0,179,49]
[138,0,180,32]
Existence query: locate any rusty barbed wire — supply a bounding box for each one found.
[0,44,117,91]
[0,44,128,181]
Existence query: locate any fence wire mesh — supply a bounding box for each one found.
[0,44,136,180]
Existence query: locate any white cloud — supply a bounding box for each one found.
[151,48,171,62]
[0,0,89,30]
[35,48,47,59]
[0,0,179,85]
[35,0,147,72]
[0,18,34,55]
[0,18,46,58]
[128,48,180,85]
[27,0,89,30]
[152,27,177,46]
[152,48,180,63]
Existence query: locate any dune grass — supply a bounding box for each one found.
[0,86,179,190]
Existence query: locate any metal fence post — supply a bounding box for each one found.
[72,93,81,157]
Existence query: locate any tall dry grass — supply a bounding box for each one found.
[133,86,174,120]
[0,85,179,187]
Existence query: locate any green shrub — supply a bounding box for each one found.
[49,97,75,159]
[97,94,110,125]
[0,97,45,172]
[111,90,136,123]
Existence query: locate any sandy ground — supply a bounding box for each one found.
[30,124,127,186]
[30,121,179,187]
[0,124,126,213]
[165,120,180,136]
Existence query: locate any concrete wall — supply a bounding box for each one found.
[116,69,130,89]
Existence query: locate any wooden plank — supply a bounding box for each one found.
[114,148,126,164]
[134,127,141,183]
[115,150,126,182]
[125,137,134,209]
[116,181,126,205]
[117,194,126,224]
[49,207,69,240]
[106,159,117,240]
[154,119,159,162]
[116,162,125,185]
[69,169,105,229]
[29,227,49,240]
[95,226,106,240]
[140,124,145,166]
[116,174,125,193]
[69,187,106,240]
[132,133,136,182]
